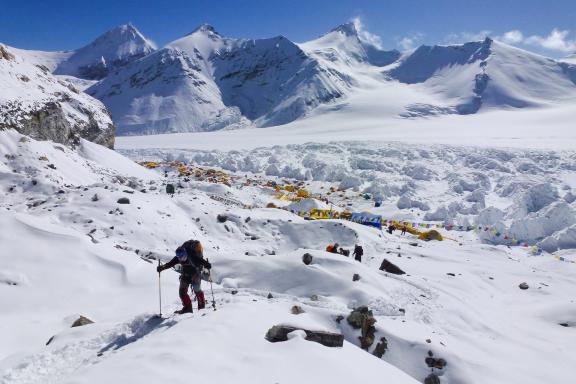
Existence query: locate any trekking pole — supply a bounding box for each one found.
[207,259,216,311]
[157,259,163,318]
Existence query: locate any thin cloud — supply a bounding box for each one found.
[524,29,576,53]
[351,17,383,49]
[498,30,524,44]
[396,33,424,51]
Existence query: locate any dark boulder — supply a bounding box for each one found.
[373,336,388,358]
[302,253,313,265]
[71,315,94,327]
[519,282,529,290]
[117,197,130,204]
[379,259,406,275]
[265,325,343,347]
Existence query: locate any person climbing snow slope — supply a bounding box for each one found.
[157,240,212,314]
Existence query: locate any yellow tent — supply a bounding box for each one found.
[418,230,443,241]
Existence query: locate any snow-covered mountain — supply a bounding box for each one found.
[5,23,576,136]
[0,44,115,148]
[213,35,354,126]
[55,24,155,80]
[300,22,400,67]
[86,47,250,135]
[387,38,576,115]
[90,25,354,131]
[10,24,155,80]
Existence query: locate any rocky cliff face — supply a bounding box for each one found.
[0,44,115,148]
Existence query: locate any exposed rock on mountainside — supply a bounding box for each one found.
[0,45,115,148]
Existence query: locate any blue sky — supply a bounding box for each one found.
[1,0,575,57]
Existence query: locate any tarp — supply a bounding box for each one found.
[418,230,443,241]
[309,209,339,219]
[350,212,382,229]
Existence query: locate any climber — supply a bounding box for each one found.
[326,243,339,254]
[166,183,175,197]
[401,225,407,235]
[387,224,396,234]
[353,244,364,262]
[157,240,211,314]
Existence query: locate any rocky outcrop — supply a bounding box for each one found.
[347,306,377,350]
[0,44,115,148]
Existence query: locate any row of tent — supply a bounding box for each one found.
[287,208,549,252]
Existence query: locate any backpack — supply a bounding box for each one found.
[180,240,204,275]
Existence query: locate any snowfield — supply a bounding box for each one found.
[1,128,575,384]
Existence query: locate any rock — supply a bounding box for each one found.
[424,373,441,384]
[409,242,419,247]
[435,358,447,369]
[217,214,228,223]
[265,325,343,347]
[117,197,130,204]
[379,259,406,275]
[302,253,313,265]
[447,273,456,277]
[335,315,344,323]
[347,306,377,350]
[267,292,274,299]
[231,290,238,295]
[352,273,361,281]
[91,194,99,202]
[559,323,569,327]
[71,315,94,328]
[291,305,305,315]
[372,336,388,358]
[519,282,529,290]
[310,294,319,301]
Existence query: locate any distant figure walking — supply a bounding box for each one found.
[387,224,396,234]
[353,244,364,262]
[401,225,407,235]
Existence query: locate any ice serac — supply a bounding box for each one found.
[87,47,250,135]
[54,24,155,80]
[214,35,354,127]
[388,38,576,115]
[300,22,400,67]
[0,45,115,148]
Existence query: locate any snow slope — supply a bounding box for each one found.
[0,45,115,148]
[1,129,575,384]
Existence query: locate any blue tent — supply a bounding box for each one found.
[351,212,382,229]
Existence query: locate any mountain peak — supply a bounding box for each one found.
[53,23,155,79]
[190,23,221,36]
[330,22,358,37]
